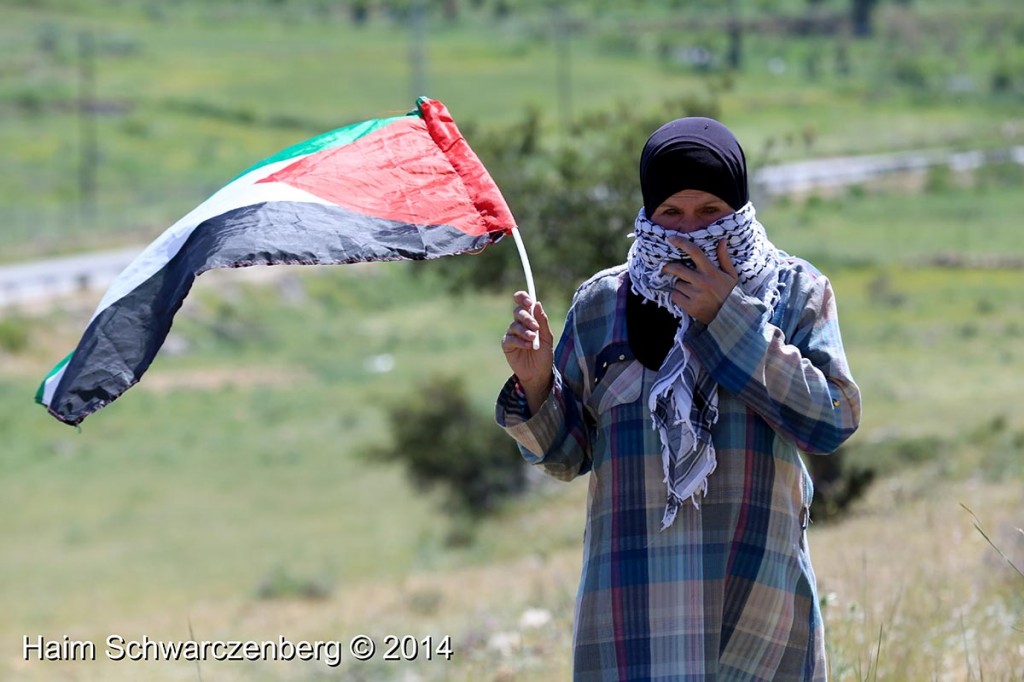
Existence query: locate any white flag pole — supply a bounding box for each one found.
[510,227,540,350]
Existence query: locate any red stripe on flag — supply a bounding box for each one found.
[417,98,517,236]
[258,110,514,238]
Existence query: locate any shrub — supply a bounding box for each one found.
[253,564,333,601]
[0,317,30,354]
[889,53,930,90]
[804,448,875,523]
[924,164,953,194]
[975,161,1024,190]
[990,59,1015,94]
[434,93,721,298]
[373,374,527,516]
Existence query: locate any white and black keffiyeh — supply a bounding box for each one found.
[627,202,782,530]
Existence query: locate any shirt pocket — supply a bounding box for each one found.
[587,358,644,415]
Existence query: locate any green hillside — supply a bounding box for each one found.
[2,1,1022,680]
[2,0,1022,258]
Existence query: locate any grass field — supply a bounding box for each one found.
[2,176,1023,680]
[2,0,1023,260]
[2,1,1023,679]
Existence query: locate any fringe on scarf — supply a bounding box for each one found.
[626,202,781,530]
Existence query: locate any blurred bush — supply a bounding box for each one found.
[0,316,30,354]
[975,160,1024,189]
[253,564,334,601]
[432,93,720,298]
[804,448,875,523]
[372,374,527,517]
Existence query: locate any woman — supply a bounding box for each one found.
[496,117,861,681]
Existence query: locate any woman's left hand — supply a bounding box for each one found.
[662,238,739,325]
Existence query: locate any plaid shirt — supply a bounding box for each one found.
[496,258,861,681]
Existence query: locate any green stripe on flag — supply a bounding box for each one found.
[35,351,74,405]
[233,114,412,181]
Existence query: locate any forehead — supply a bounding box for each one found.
[657,189,727,207]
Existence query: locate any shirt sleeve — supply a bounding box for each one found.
[683,270,861,455]
[495,304,592,481]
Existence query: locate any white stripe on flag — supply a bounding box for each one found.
[41,361,68,408]
[90,177,333,322]
[42,179,333,409]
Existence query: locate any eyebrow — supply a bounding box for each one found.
[658,199,726,211]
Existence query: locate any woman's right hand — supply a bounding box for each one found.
[501,291,554,410]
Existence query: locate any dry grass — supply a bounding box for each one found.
[9,471,1021,682]
[815,475,1024,681]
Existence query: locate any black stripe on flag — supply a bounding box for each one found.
[47,201,503,425]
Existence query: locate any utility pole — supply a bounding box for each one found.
[78,30,99,230]
[409,0,427,100]
[553,4,572,139]
[726,0,742,71]
[851,0,877,38]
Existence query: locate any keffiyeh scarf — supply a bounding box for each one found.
[626,202,782,530]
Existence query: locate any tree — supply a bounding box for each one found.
[850,0,877,38]
[433,94,722,297]
[349,1,369,24]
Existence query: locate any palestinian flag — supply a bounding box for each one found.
[37,97,517,426]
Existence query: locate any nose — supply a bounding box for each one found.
[676,217,705,234]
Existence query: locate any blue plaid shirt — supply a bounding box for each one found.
[497,258,861,681]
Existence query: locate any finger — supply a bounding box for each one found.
[669,236,714,272]
[528,299,552,348]
[534,301,553,343]
[514,305,539,331]
[503,335,536,351]
[670,277,695,298]
[668,290,694,315]
[503,322,538,347]
[513,289,536,310]
[717,239,738,276]
[502,334,536,351]
[662,261,698,282]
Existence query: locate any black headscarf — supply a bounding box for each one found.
[639,117,749,216]
[628,117,749,369]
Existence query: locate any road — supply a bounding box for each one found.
[752,145,1024,196]
[0,247,142,310]
[2,145,1021,310]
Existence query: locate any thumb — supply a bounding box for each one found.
[534,301,554,344]
[717,239,738,277]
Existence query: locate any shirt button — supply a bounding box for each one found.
[618,354,626,361]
